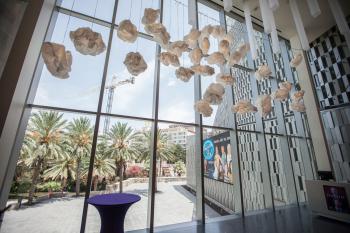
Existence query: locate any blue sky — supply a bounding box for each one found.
[34,0,249,129]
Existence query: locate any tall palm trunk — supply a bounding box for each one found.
[159,159,162,176]
[28,161,41,205]
[119,161,124,193]
[62,177,67,191]
[75,159,81,196]
[93,175,99,191]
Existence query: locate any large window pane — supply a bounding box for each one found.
[85,117,151,232]
[159,0,195,123]
[115,0,159,35]
[101,36,156,118]
[197,3,228,127]
[59,0,116,22]
[153,123,198,228]
[1,109,95,233]
[33,13,109,112]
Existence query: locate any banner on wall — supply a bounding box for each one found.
[323,185,350,213]
[203,131,233,184]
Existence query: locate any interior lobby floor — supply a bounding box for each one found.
[145,205,350,233]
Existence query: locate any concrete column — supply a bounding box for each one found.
[289,35,332,173]
[0,0,56,212]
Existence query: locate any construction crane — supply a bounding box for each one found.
[103,74,135,134]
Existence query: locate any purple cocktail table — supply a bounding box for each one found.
[87,193,141,233]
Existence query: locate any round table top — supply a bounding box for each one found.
[87,193,141,206]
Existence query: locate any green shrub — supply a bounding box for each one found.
[10,180,31,194]
[37,181,61,192]
[174,161,186,176]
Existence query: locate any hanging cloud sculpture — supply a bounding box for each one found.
[142,8,160,25]
[175,67,195,82]
[189,47,203,65]
[290,53,303,67]
[184,28,201,49]
[255,64,272,81]
[123,52,147,76]
[232,100,257,114]
[271,81,292,101]
[191,65,215,76]
[216,73,236,85]
[256,94,272,117]
[145,23,170,47]
[206,52,226,66]
[117,20,138,43]
[69,27,106,56]
[167,41,189,57]
[41,42,72,79]
[159,52,180,67]
[203,83,225,105]
[194,99,213,117]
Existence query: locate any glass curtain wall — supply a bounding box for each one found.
[1,0,316,233]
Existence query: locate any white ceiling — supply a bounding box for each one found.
[210,0,350,42]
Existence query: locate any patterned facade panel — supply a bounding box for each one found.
[284,115,298,136]
[321,108,350,182]
[265,135,288,204]
[307,21,350,109]
[231,68,256,126]
[307,17,350,182]
[254,31,277,120]
[287,137,308,202]
[238,131,265,211]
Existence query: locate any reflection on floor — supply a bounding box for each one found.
[1,181,219,233]
[135,205,350,233]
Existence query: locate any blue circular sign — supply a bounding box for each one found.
[203,139,214,161]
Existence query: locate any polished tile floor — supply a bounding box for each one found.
[141,205,350,233]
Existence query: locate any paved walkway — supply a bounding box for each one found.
[1,182,220,233]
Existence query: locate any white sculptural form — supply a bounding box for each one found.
[206,52,226,66]
[123,52,148,76]
[203,83,225,105]
[41,42,72,79]
[117,20,138,43]
[290,53,303,67]
[70,27,106,56]
[159,52,180,67]
[255,64,272,81]
[175,67,195,82]
[189,47,203,65]
[232,100,257,114]
[271,81,292,101]
[256,94,272,117]
[216,73,236,85]
[194,99,213,117]
[191,65,215,76]
[141,8,160,25]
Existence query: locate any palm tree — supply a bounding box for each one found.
[103,122,140,193]
[169,144,186,163]
[22,111,66,204]
[43,152,75,191]
[16,134,36,182]
[67,117,93,196]
[139,129,175,177]
[82,142,115,191]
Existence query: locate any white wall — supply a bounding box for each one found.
[289,35,331,172]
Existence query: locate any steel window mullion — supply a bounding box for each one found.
[220,9,244,216]
[79,1,119,232]
[194,0,205,224]
[147,0,163,230]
